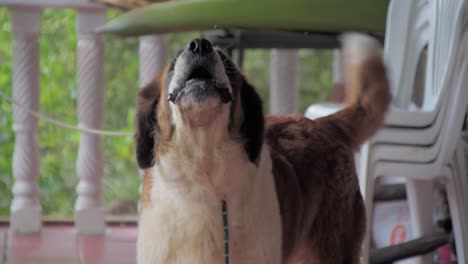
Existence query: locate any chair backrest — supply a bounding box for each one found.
[384,0,465,111]
[384,0,430,108]
[423,0,466,110]
[438,21,468,165]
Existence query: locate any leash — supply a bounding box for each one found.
[222,198,229,264]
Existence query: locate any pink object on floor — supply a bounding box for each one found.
[0,224,137,264]
[438,244,457,264]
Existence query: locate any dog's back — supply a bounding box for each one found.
[266,34,391,264]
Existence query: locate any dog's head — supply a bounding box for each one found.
[136,38,264,168]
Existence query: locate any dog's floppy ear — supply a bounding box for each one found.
[135,80,160,169]
[239,79,265,164]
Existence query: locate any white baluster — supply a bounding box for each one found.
[75,8,106,234]
[139,35,168,86]
[331,49,346,102]
[332,49,344,85]
[137,35,168,212]
[269,49,299,115]
[10,7,42,234]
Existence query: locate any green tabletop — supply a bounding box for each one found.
[98,0,389,36]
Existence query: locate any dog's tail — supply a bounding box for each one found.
[331,33,391,150]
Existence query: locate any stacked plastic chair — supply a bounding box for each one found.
[304,0,468,263]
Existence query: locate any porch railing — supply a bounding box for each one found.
[0,0,318,235]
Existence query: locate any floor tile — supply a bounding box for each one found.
[106,226,137,243]
[0,225,137,264]
[5,225,79,264]
[78,227,137,264]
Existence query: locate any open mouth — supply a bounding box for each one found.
[168,66,233,104]
[187,67,212,81]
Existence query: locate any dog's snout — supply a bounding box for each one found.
[187,38,213,55]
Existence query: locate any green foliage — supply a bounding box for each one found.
[0,8,331,217]
[0,8,14,216]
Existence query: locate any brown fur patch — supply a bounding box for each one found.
[135,66,174,169]
[141,169,153,208]
[264,54,389,264]
[153,70,174,155]
[266,115,366,263]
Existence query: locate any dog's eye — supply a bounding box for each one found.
[168,50,183,73]
[168,59,176,73]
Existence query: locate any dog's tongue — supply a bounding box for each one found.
[168,78,233,104]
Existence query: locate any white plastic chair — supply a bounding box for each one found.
[307,0,436,127]
[306,0,463,146]
[304,0,468,263]
[362,51,468,263]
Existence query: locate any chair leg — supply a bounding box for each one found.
[445,146,468,264]
[360,177,374,264]
[406,178,434,264]
[357,144,374,264]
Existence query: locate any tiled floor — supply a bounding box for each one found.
[0,224,137,264]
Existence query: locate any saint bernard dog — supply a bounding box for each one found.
[135,33,391,264]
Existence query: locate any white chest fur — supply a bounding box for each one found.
[137,144,282,264]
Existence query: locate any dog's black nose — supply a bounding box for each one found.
[187,38,213,55]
